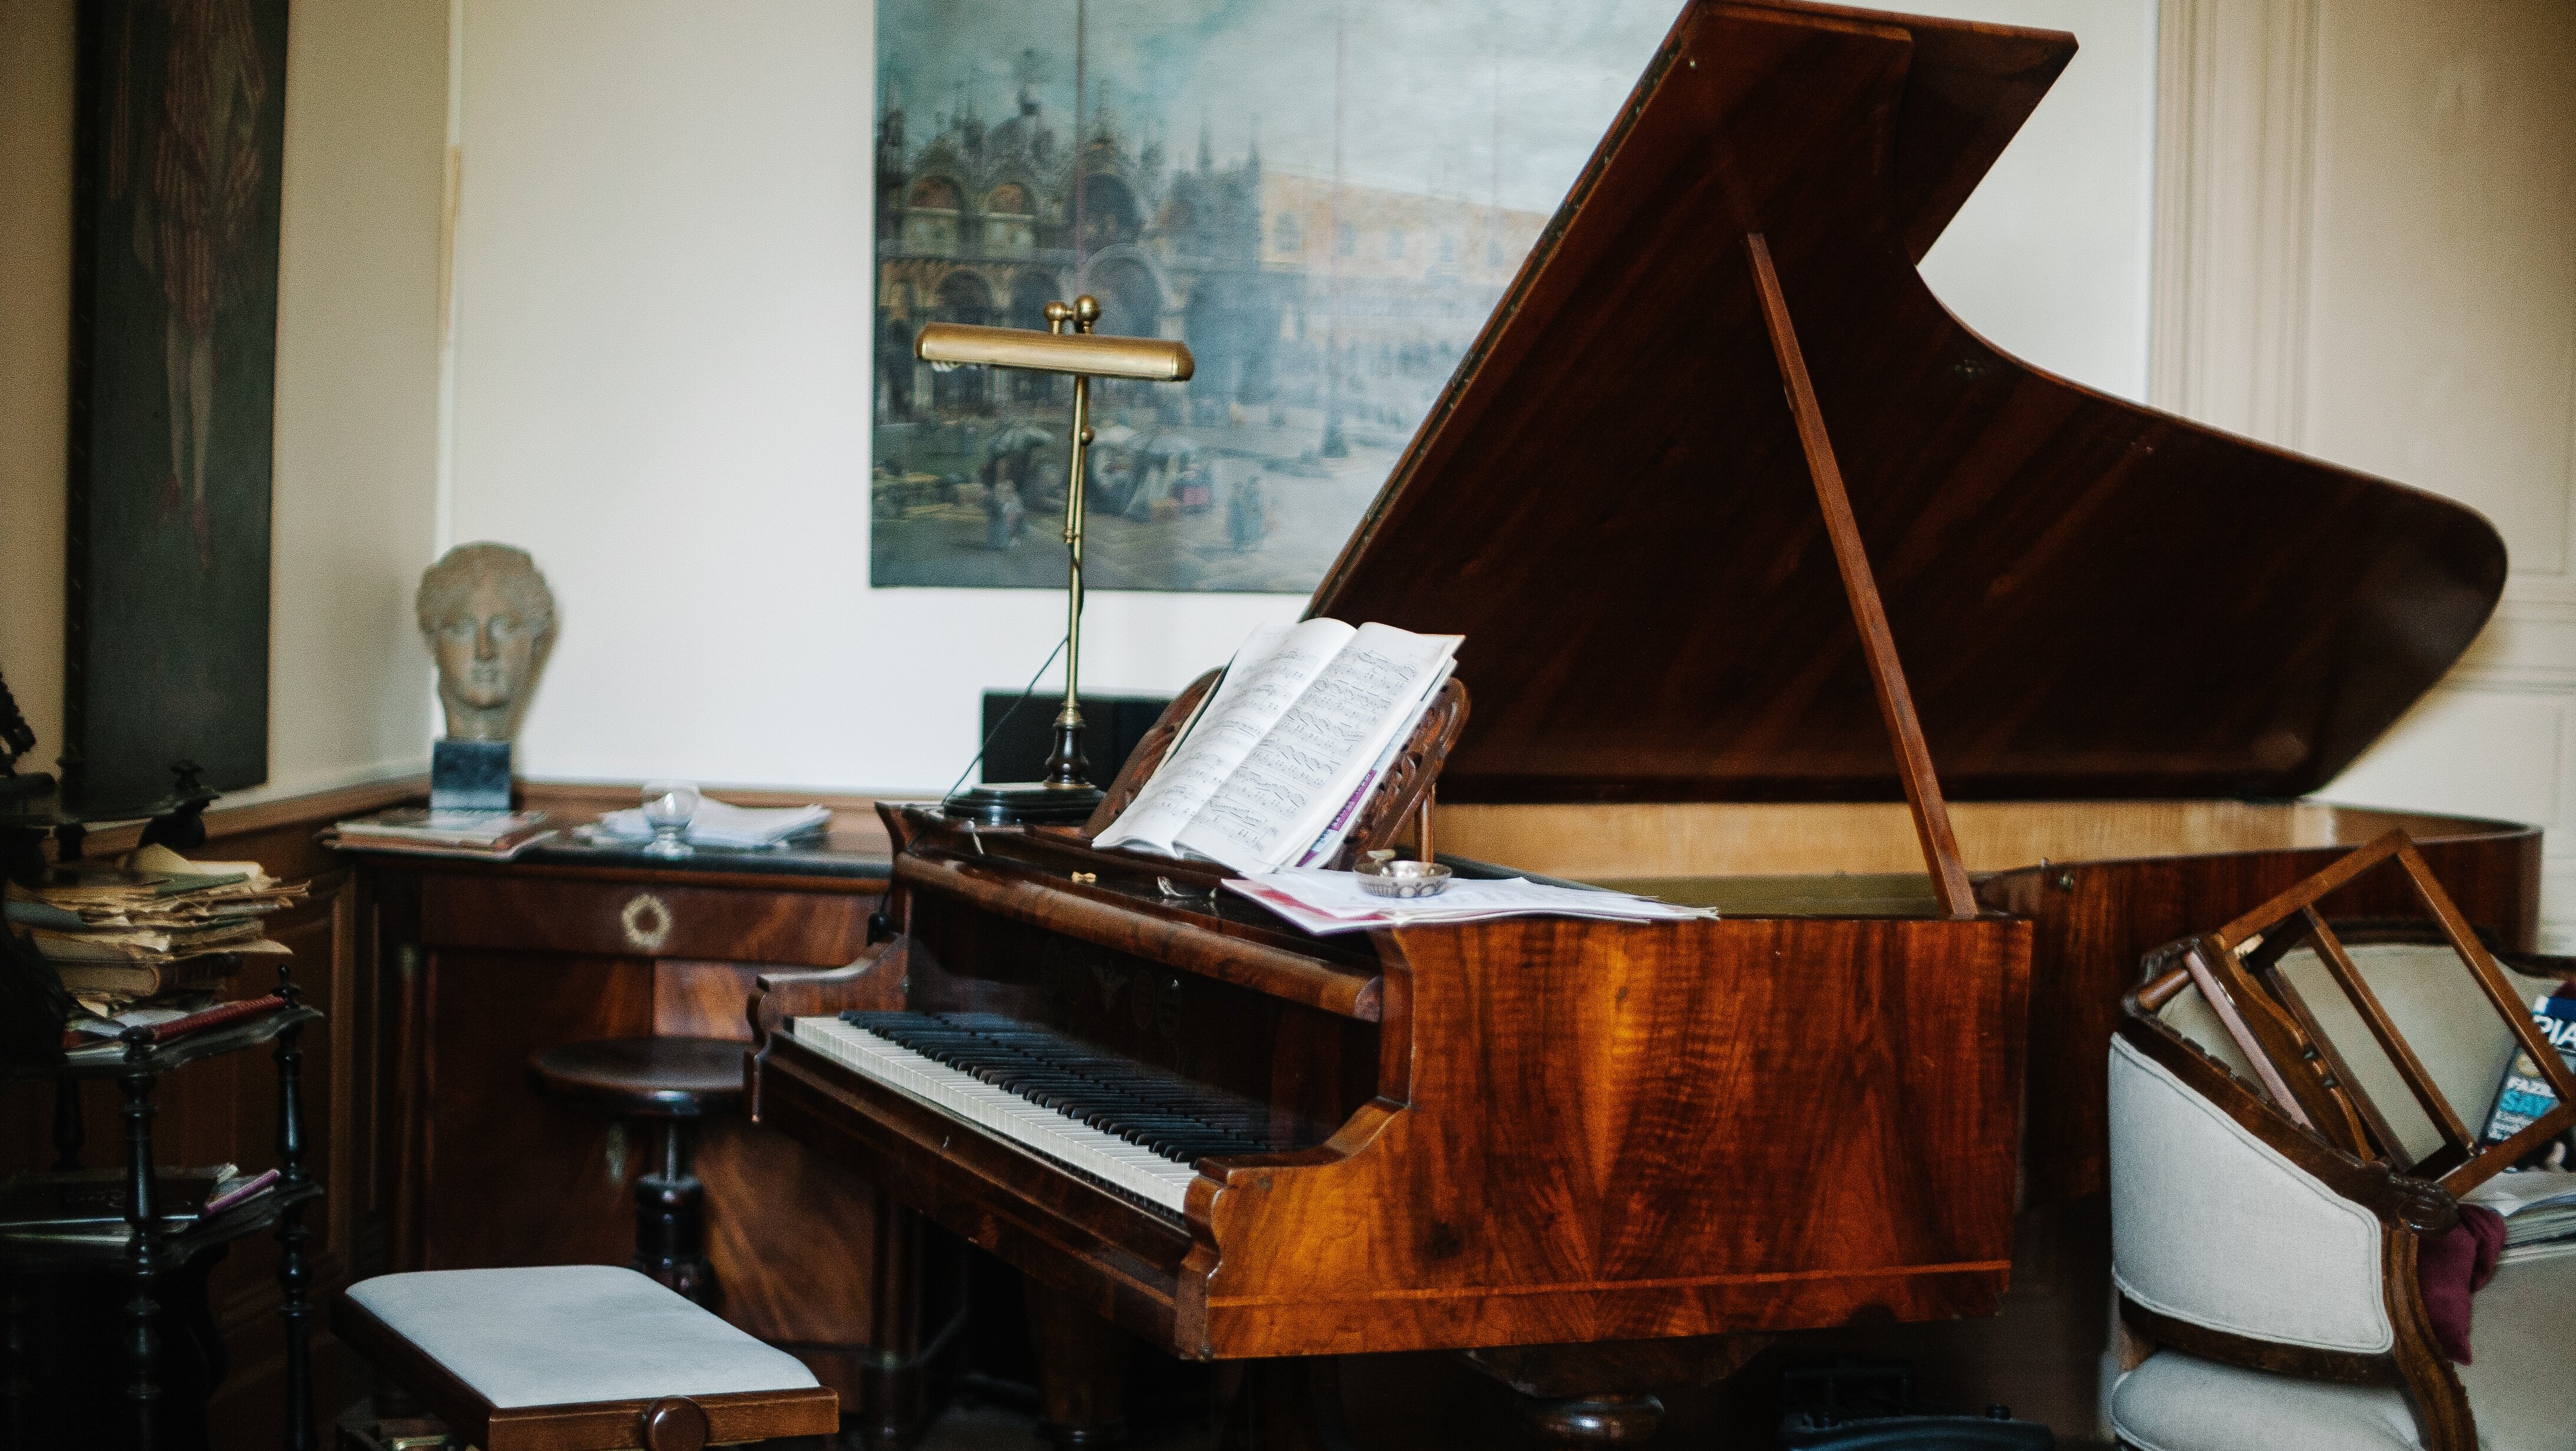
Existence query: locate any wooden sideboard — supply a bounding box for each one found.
[346,799,896,1406]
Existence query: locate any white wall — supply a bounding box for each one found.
[447,0,1293,795]
[1916,0,2161,404]
[2155,0,2576,943]
[0,0,447,807]
[451,0,2161,794]
[0,0,75,761]
[265,0,451,799]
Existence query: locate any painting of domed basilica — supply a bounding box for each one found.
[869,0,1677,593]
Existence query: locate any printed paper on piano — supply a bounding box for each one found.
[1094,619,1461,874]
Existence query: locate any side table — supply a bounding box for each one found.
[3,967,325,1450]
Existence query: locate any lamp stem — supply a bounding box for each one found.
[1043,301,1099,790]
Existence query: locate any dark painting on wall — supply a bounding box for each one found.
[65,0,287,810]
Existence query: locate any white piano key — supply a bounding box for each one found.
[793,1017,1200,1212]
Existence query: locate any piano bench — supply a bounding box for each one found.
[527,1036,747,1304]
[334,1265,839,1451]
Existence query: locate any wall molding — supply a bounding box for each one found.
[2159,1,2576,613]
[2150,0,2320,445]
[2165,4,2576,943]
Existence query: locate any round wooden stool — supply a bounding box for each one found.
[526,1038,745,1305]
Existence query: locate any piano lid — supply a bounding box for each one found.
[1308,0,2506,805]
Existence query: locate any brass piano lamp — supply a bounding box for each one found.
[918,298,1194,825]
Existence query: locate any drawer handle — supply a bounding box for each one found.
[621,892,674,953]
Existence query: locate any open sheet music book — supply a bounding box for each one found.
[1095,619,1461,875]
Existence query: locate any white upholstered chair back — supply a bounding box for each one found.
[2265,943,2561,1167]
[2108,1026,2393,1353]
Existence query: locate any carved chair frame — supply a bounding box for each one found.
[2114,832,2576,1451]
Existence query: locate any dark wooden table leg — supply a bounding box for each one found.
[1025,1279,1130,1451]
[633,1118,714,1304]
[855,1188,924,1451]
[274,980,317,1451]
[119,1051,160,1451]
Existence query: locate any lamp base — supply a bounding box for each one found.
[941,782,1105,826]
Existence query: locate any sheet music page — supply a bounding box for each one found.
[1093,619,1354,853]
[1292,658,1457,868]
[1174,625,1461,874]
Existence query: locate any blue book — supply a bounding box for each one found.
[2480,986,2576,1159]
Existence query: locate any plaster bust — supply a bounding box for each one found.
[416,543,557,741]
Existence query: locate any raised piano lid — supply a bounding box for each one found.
[1307,0,2506,807]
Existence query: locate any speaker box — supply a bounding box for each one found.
[978,691,1174,789]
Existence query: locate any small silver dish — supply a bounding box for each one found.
[1354,855,1453,898]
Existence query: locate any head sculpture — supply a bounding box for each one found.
[416,543,557,741]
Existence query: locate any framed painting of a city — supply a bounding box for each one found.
[869,0,1678,593]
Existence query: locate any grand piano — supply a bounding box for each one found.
[752,0,2539,1443]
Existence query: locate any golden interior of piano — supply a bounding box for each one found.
[1434,799,2517,916]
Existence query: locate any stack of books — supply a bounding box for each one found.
[2469,1169,2576,1260]
[326,807,556,861]
[3,845,303,1012]
[0,1163,283,1246]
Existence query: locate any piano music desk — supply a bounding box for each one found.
[345,807,896,1413]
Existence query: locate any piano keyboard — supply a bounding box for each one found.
[790,1012,1277,1216]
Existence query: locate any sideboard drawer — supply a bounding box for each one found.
[418,875,876,966]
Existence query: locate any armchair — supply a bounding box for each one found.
[2106,833,2576,1451]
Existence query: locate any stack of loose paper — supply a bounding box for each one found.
[1225,868,1716,936]
[1096,619,1462,874]
[2466,1170,2576,1260]
[590,799,832,849]
[3,845,301,1009]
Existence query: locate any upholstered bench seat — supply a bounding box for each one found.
[337,1265,837,1450]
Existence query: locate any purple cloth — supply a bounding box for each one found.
[2418,1203,2506,1363]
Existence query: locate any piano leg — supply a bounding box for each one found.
[1513,1393,1664,1449]
[1027,1279,1132,1451]
[857,1187,928,1451]
[1464,1334,1770,1451]
[1218,1359,1358,1451]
